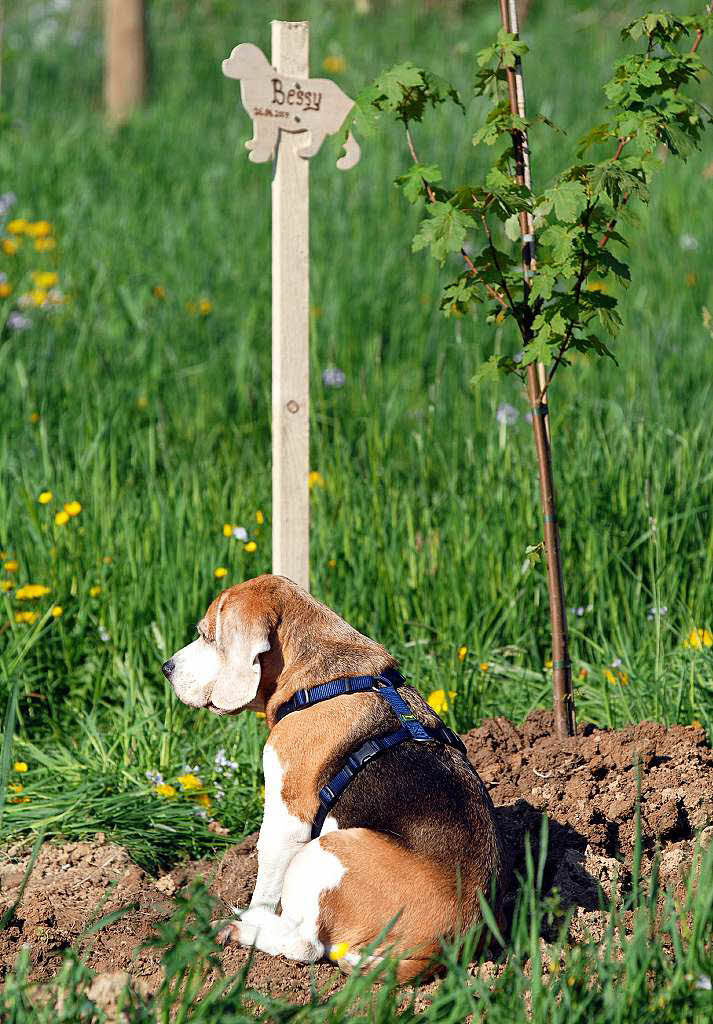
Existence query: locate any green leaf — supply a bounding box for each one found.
[521,330,554,366]
[412,202,473,265]
[546,181,588,223]
[504,213,521,242]
[395,164,443,204]
[471,355,503,388]
[529,267,556,302]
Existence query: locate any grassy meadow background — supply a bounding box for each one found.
[0,0,712,868]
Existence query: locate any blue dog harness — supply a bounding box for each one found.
[275,667,469,839]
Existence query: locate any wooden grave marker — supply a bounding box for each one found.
[223,22,360,592]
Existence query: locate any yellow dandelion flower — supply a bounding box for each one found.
[55,510,69,525]
[3,560,18,572]
[8,783,23,793]
[64,501,81,517]
[256,510,264,525]
[89,585,102,597]
[0,581,13,592]
[15,584,51,600]
[27,288,48,307]
[604,668,617,685]
[214,566,228,579]
[544,658,553,670]
[495,310,506,324]
[39,490,53,504]
[30,412,40,424]
[308,471,325,490]
[195,792,211,809]
[13,762,28,773]
[479,662,490,673]
[15,611,39,624]
[26,221,53,238]
[244,541,257,553]
[153,285,166,299]
[323,55,346,74]
[0,282,12,298]
[684,628,713,649]
[328,941,351,961]
[327,558,337,569]
[692,719,702,729]
[458,646,467,661]
[51,605,63,618]
[198,298,213,315]
[223,523,233,537]
[427,689,456,714]
[2,239,19,255]
[34,238,56,252]
[7,219,28,235]
[31,271,58,289]
[155,783,178,799]
[177,773,203,791]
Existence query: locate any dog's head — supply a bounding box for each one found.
[222,43,272,82]
[162,574,395,722]
[162,577,281,715]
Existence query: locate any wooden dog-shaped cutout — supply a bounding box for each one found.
[162,575,505,982]
[222,43,360,170]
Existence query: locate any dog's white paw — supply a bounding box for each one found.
[215,918,243,946]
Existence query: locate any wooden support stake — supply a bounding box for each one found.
[105,0,146,124]
[498,0,575,738]
[271,21,310,591]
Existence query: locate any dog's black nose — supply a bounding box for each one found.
[162,659,175,679]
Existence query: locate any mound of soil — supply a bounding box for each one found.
[1,711,711,1009]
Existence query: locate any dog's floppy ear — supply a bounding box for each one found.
[209,595,272,712]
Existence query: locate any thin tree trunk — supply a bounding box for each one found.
[104,0,146,124]
[497,0,576,738]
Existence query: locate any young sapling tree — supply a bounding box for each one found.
[350,6,712,737]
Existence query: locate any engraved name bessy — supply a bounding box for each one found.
[271,78,322,112]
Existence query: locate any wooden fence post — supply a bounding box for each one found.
[105,0,146,124]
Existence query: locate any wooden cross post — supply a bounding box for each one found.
[272,22,310,592]
[222,22,360,592]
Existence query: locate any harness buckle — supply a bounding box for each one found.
[358,739,382,765]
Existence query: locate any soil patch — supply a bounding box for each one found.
[1,711,711,1008]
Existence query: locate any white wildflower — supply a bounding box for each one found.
[7,312,32,331]
[496,403,518,426]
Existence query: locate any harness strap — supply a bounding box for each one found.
[275,666,404,723]
[312,722,467,839]
[272,666,470,840]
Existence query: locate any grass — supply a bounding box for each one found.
[0,0,712,1016]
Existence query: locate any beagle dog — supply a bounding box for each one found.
[162,574,505,982]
